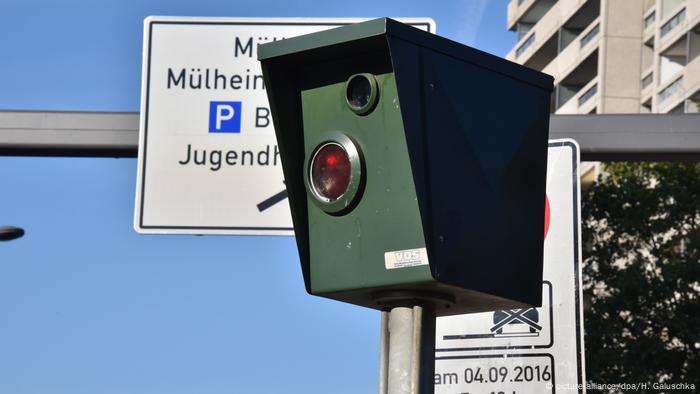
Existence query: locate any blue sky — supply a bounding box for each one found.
[0,1,515,393]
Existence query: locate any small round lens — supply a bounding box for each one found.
[347,75,372,109]
[310,143,352,202]
[345,74,378,114]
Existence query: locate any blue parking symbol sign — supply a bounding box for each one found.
[209,101,242,133]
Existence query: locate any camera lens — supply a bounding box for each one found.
[347,75,371,108]
[345,74,378,114]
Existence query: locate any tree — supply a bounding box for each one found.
[582,162,700,391]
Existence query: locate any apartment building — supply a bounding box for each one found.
[507,0,700,115]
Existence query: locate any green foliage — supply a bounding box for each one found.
[582,162,700,390]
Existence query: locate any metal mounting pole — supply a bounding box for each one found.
[379,305,436,394]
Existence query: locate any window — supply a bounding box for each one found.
[660,8,686,37]
[516,22,534,41]
[516,33,535,58]
[578,83,598,107]
[644,11,656,29]
[642,72,654,89]
[580,24,600,49]
[658,77,683,102]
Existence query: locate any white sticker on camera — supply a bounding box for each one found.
[384,247,429,269]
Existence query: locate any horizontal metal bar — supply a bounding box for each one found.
[2,111,700,161]
[0,110,139,157]
[549,114,700,161]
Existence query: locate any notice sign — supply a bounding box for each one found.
[134,17,435,235]
[435,140,585,393]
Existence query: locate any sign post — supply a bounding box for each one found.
[134,17,434,236]
[435,140,585,393]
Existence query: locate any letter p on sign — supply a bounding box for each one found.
[209,101,242,133]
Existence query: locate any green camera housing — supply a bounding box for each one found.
[259,18,553,316]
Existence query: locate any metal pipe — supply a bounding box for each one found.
[4,111,700,161]
[388,307,413,394]
[379,311,390,394]
[380,305,436,394]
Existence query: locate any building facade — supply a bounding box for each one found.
[507,0,700,115]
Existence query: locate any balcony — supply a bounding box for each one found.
[658,1,700,51]
[656,43,700,113]
[680,53,699,104]
[641,68,654,101]
[643,8,657,43]
[553,51,599,113]
[684,95,700,113]
[557,77,599,114]
[659,34,688,84]
[643,0,655,14]
[543,17,601,83]
[508,0,557,31]
[661,8,687,37]
[658,77,684,106]
[579,23,600,48]
[507,0,597,64]
[659,0,684,20]
[516,32,536,58]
[578,82,598,107]
[644,9,656,30]
[659,20,700,85]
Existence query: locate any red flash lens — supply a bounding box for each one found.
[310,143,352,202]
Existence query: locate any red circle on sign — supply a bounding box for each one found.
[544,195,550,240]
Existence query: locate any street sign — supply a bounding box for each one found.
[134,17,435,235]
[434,140,585,393]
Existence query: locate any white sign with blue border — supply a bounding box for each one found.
[134,17,435,235]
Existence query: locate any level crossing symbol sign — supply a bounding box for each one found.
[435,140,586,394]
[133,17,435,236]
